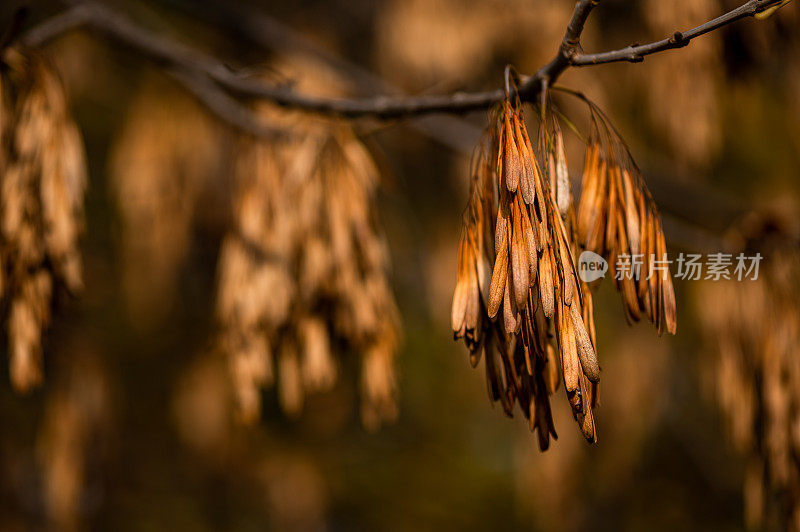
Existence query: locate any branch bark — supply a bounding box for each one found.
[17,0,789,121]
[572,0,784,65]
[161,0,485,151]
[19,0,595,118]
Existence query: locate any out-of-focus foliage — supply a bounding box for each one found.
[0,0,797,530]
[110,74,228,330]
[641,0,723,170]
[697,208,800,530]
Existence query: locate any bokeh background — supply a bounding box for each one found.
[0,0,799,530]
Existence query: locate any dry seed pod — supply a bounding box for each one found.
[510,202,530,308]
[502,276,517,334]
[0,47,87,392]
[487,232,508,318]
[544,343,560,394]
[299,316,337,392]
[554,128,570,216]
[454,84,681,451]
[208,56,401,429]
[514,119,535,204]
[558,300,579,394]
[222,317,273,424]
[360,332,399,431]
[570,303,599,382]
[452,91,601,450]
[539,246,555,318]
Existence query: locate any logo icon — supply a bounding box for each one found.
[578,250,608,282]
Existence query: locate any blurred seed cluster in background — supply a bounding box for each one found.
[698,209,800,530]
[0,0,798,530]
[0,47,86,393]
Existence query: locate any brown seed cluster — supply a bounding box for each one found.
[576,109,677,335]
[216,121,400,430]
[0,47,87,392]
[452,97,600,449]
[453,88,678,448]
[697,214,800,530]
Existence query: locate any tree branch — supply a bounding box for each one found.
[160,0,485,151]
[564,0,599,47]
[18,5,90,47]
[20,4,278,136]
[166,68,281,137]
[17,0,789,122]
[13,0,770,253]
[20,2,506,117]
[572,0,786,65]
[19,0,599,119]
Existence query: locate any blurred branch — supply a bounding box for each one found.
[157,0,484,151]
[16,2,771,210]
[18,0,788,120]
[150,0,770,255]
[572,0,788,65]
[11,1,780,257]
[21,3,278,136]
[14,1,773,226]
[567,0,599,42]
[19,0,596,118]
[17,6,88,46]
[19,2,504,117]
[166,68,280,137]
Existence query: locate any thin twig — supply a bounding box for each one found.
[572,0,787,65]
[564,0,600,47]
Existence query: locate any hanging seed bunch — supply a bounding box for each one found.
[0,47,87,392]
[697,213,800,530]
[452,84,600,450]
[576,100,677,335]
[216,120,400,430]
